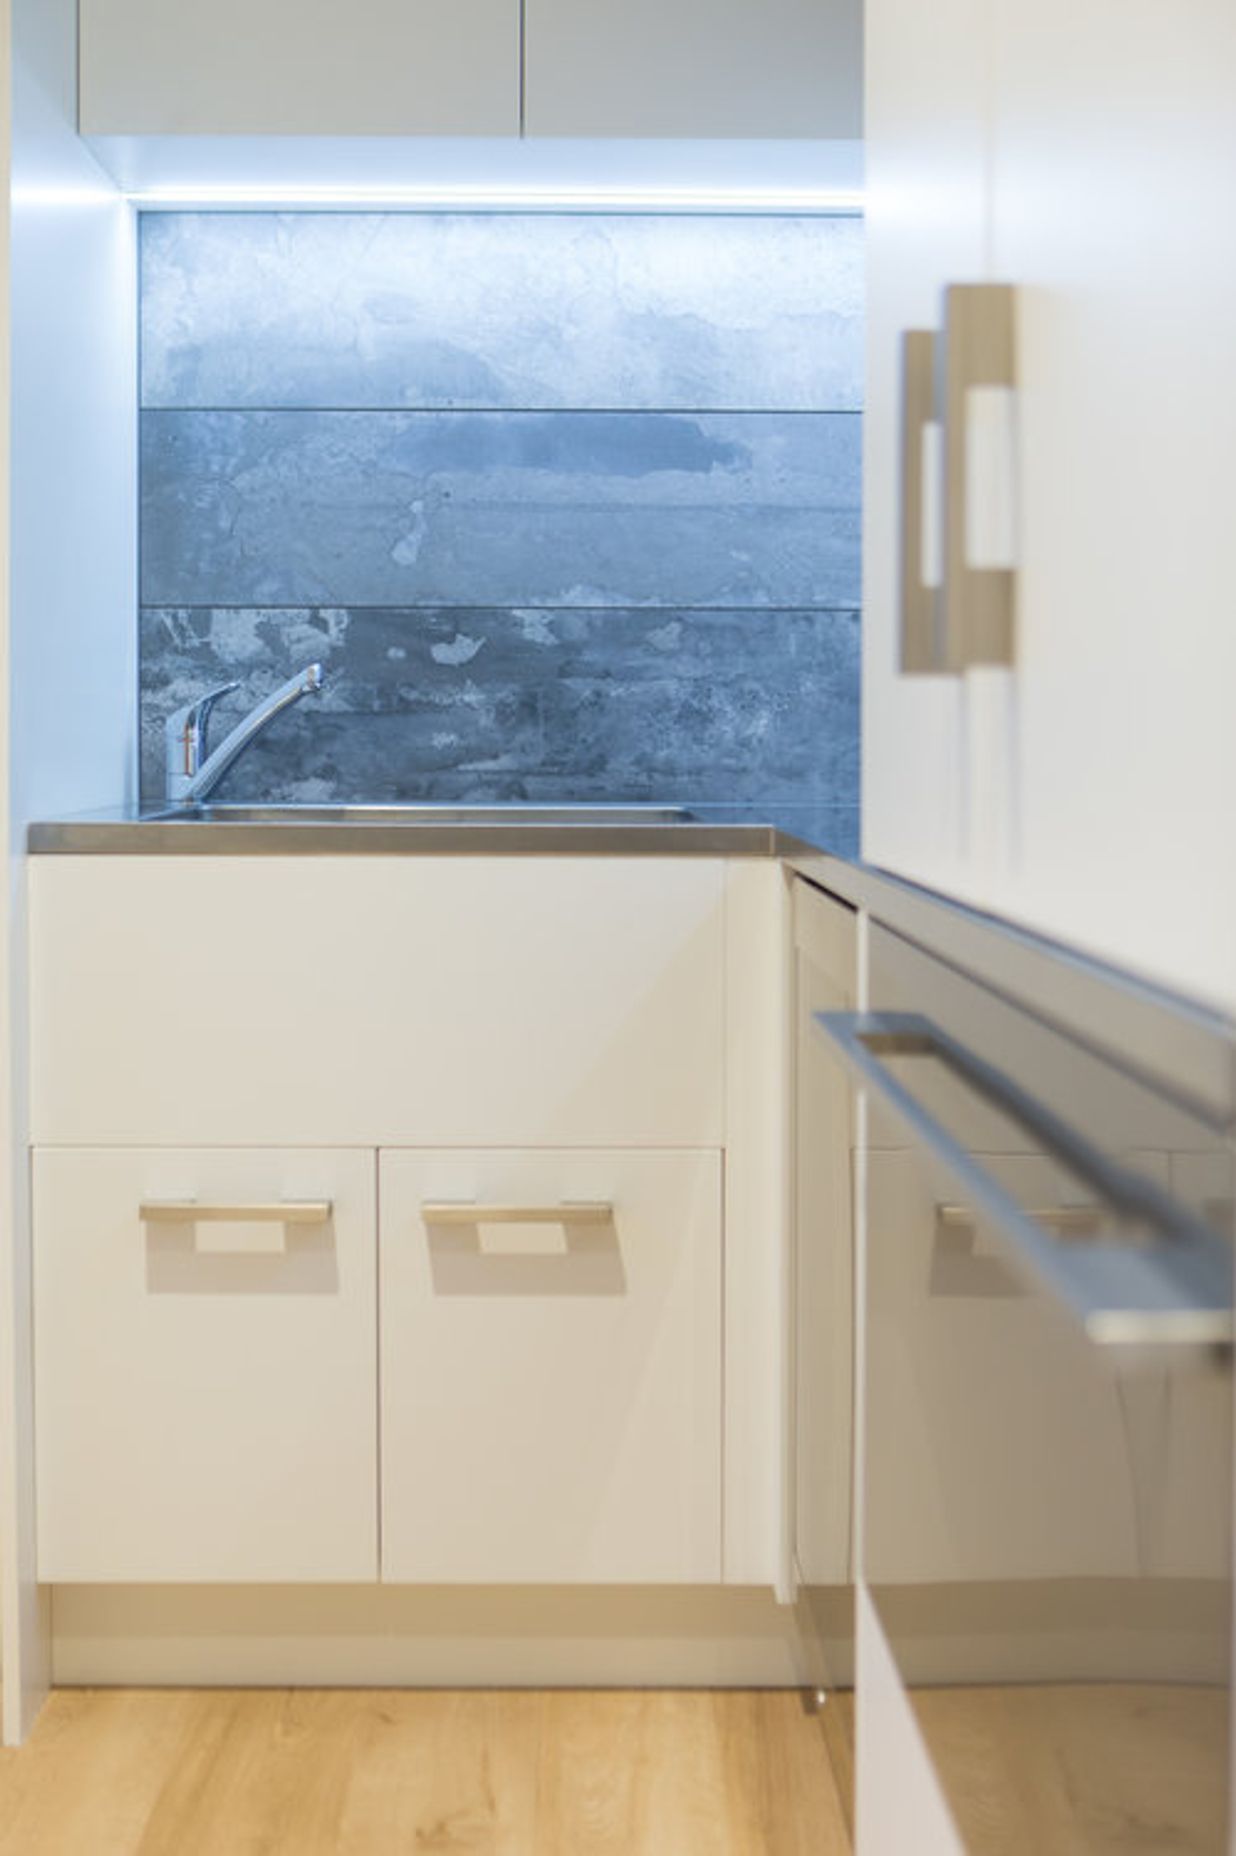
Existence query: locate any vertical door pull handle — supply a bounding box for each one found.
[941,283,1018,669]
[899,329,944,672]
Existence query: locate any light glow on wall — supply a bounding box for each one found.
[85,133,865,216]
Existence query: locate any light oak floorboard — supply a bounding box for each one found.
[817,1691,855,1845]
[0,1689,851,1856]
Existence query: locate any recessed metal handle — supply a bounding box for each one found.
[139,1200,333,1225]
[937,1202,1105,1240]
[817,1009,1232,1350]
[899,329,944,672]
[421,1202,614,1226]
[941,283,1018,669]
[932,1202,1103,1299]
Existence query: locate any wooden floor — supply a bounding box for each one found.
[0,1689,852,1856]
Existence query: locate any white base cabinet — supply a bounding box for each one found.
[379,1148,721,1583]
[33,1148,379,1584]
[27,855,783,1595]
[33,1143,724,1588]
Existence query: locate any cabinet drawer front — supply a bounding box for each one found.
[30,858,724,1148]
[379,1149,722,1583]
[34,1149,378,1582]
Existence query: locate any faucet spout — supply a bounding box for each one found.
[167,663,325,803]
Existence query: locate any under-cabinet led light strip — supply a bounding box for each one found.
[126,183,864,213]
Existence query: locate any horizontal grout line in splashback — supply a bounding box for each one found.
[139,603,863,615]
[139,405,863,418]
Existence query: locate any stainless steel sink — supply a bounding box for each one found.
[152,803,697,825]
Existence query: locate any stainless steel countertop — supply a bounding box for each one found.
[26,804,812,860]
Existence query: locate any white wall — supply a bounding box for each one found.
[0,0,16,1725]
[1,0,136,1742]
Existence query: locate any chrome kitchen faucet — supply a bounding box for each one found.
[165,663,325,803]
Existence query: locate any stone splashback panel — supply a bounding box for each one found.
[139,212,863,850]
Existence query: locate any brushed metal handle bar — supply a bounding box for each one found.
[817,1010,1232,1350]
[941,283,1017,668]
[899,328,943,672]
[421,1202,614,1226]
[139,1200,333,1225]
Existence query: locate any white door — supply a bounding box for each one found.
[34,1148,378,1582]
[861,0,994,894]
[379,1148,722,1583]
[866,0,1236,1010]
[981,0,1236,1010]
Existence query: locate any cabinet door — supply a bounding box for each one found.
[34,1148,378,1582]
[861,0,993,894]
[865,1146,1142,1590]
[79,0,520,135]
[982,0,1236,1010]
[379,1149,721,1583]
[524,0,860,137]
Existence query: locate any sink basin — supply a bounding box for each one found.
[152,803,697,826]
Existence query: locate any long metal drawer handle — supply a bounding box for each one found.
[932,1202,1103,1300]
[937,1202,1105,1239]
[421,1202,613,1226]
[817,1010,1232,1349]
[139,1200,332,1225]
[899,329,943,673]
[941,282,1017,669]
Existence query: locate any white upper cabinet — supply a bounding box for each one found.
[523,0,861,138]
[864,0,1236,1010]
[78,0,522,136]
[860,0,990,896]
[79,0,860,141]
[982,0,1236,1010]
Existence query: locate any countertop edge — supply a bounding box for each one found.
[26,819,795,858]
[790,850,1236,1126]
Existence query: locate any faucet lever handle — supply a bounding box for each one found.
[165,679,241,778]
[165,664,325,804]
